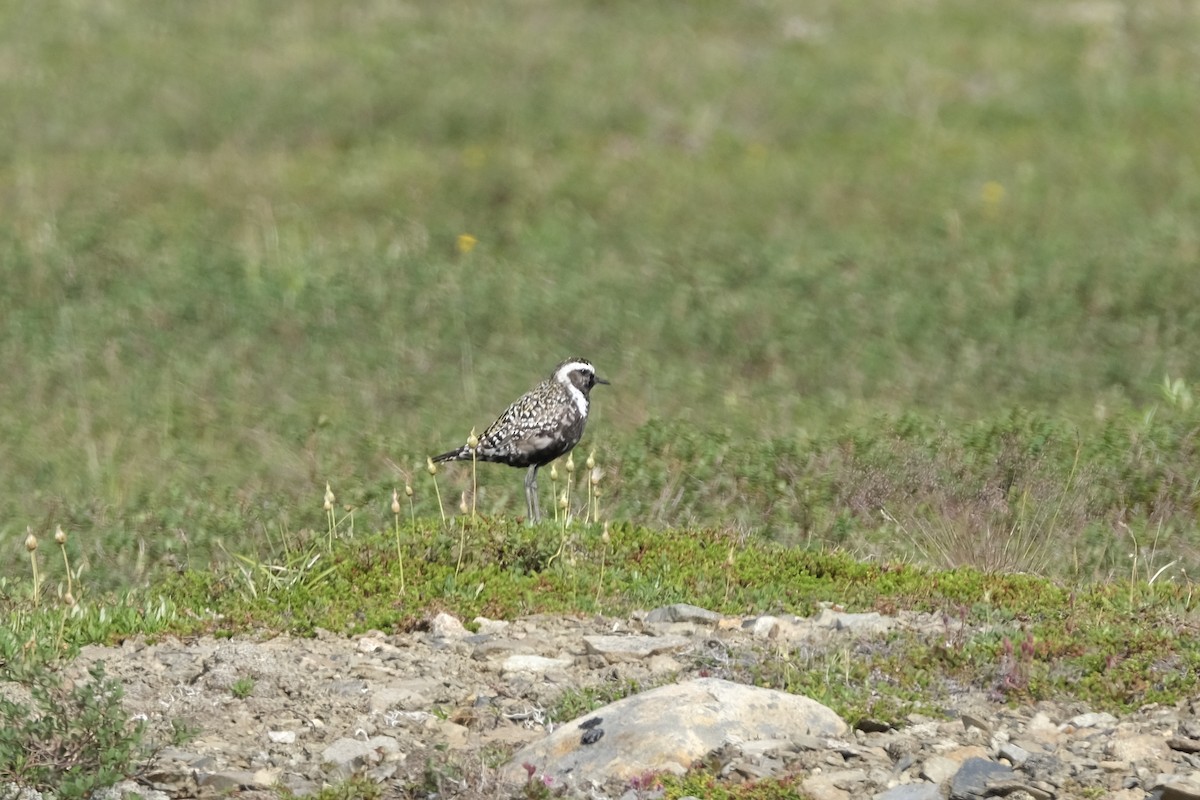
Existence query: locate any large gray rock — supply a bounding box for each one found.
[501,678,846,791]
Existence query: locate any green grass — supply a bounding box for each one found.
[2,0,1199,589]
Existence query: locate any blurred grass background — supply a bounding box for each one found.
[2,0,1199,589]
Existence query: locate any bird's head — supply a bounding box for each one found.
[553,358,610,395]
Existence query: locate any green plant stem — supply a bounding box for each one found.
[393,513,405,593]
[431,474,446,528]
[29,551,40,609]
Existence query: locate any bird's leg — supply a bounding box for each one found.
[525,464,541,523]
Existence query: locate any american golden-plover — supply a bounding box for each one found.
[432,358,609,522]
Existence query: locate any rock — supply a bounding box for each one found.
[582,634,690,662]
[471,637,538,660]
[321,735,401,778]
[948,757,1013,799]
[920,755,959,783]
[1169,736,1200,753]
[1068,711,1118,729]
[997,741,1030,765]
[500,678,846,790]
[959,712,991,735]
[196,768,277,790]
[813,608,895,634]
[746,615,781,638]
[368,678,442,712]
[430,612,469,638]
[1153,775,1200,800]
[92,781,172,800]
[473,616,511,634]
[267,729,297,744]
[647,653,682,674]
[644,603,722,624]
[873,785,942,800]
[356,634,395,654]
[802,774,851,800]
[1107,732,1168,763]
[502,654,574,674]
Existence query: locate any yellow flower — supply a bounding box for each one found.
[456,233,478,255]
[980,181,1006,218]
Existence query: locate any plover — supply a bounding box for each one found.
[432,357,609,522]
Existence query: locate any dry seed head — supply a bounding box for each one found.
[25,530,38,552]
[590,467,602,486]
[55,525,67,545]
[64,592,76,607]
[565,452,575,473]
[391,489,401,515]
[405,483,413,498]
[602,522,610,544]
[467,427,479,450]
[559,492,569,510]
[586,450,595,470]
[550,463,559,482]
[426,457,438,476]
[459,492,469,515]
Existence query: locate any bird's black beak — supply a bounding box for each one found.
[595,375,611,386]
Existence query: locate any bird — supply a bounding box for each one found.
[432,357,609,522]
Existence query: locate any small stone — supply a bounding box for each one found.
[920,755,959,784]
[1169,736,1200,754]
[251,768,280,788]
[473,617,510,634]
[92,780,173,800]
[813,609,895,634]
[647,653,682,674]
[582,634,690,662]
[1067,711,1117,729]
[1152,775,1200,800]
[997,741,1030,766]
[873,785,942,800]
[434,720,469,749]
[356,635,394,653]
[644,603,722,624]
[959,713,991,735]
[827,768,868,788]
[746,615,781,638]
[197,771,259,791]
[801,774,851,800]
[856,718,893,733]
[1024,713,1062,746]
[983,778,1046,798]
[501,654,574,674]
[430,612,469,638]
[267,730,296,744]
[321,736,401,778]
[1106,733,1167,763]
[948,757,1012,800]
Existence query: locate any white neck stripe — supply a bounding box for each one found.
[566,383,588,417]
[553,361,592,418]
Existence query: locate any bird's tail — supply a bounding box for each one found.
[431,447,468,463]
